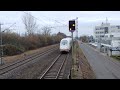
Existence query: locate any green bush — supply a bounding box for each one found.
[3,44,23,56]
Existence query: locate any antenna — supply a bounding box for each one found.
[106,17,108,24]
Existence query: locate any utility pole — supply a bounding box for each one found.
[0,23,3,65]
[0,22,16,65]
[71,32,73,60]
[76,17,78,40]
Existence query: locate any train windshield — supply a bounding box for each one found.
[61,40,68,45]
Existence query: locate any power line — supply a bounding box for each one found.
[22,11,61,29]
[3,22,16,32]
[21,11,69,33]
[21,11,48,27]
[22,11,68,27]
[38,14,68,26]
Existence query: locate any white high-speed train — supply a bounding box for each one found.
[59,37,72,53]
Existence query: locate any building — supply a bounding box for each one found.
[88,35,94,42]
[94,18,120,56]
[94,18,120,42]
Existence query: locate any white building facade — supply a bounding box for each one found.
[94,19,120,56]
[94,21,120,42]
[94,22,110,41]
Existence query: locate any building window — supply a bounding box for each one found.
[104,27,108,34]
[105,35,108,38]
[96,28,99,30]
[116,26,120,29]
[111,26,114,28]
[110,35,113,37]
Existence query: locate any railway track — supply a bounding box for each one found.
[0,47,58,75]
[39,53,69,79]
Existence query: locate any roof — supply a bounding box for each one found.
[60,37,72,42]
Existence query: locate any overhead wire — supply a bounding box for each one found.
[21,11,48,27]
[21,11,68,31]
[38,14,68,27]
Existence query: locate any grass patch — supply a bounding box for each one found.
[3,44,58,64]
[71,41,83,79]
[71,41,96,79]
[111,55,120,60]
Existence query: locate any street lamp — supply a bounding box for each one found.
[0,23,16,65]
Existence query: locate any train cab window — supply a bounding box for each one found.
[61,40,68,45]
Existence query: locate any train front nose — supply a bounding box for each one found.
[60,45,69,52]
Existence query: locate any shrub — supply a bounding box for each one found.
[1,31,66,56]
[3,44,23,56]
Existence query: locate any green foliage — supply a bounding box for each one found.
[111,56,120,60]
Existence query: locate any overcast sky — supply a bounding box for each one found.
[1,11,120,37]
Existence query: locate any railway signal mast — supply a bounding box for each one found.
[76,17,78,40]
[69,19,76,61]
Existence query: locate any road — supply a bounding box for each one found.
[80,43,120,79]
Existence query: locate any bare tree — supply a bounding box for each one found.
[22,12,38,35]
[42,26,51,36]
[41,26,51,45]
[79,35,89,43]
